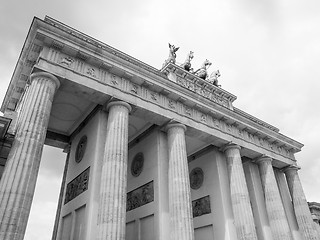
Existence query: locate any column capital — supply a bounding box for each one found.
[165,122,187,132]
[105,101,132,112]
[282,164,301,173]
[30,71,60,90]
[222,143,241,152]
[255,155,273,165]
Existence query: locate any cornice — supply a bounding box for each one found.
[43,16,164,79]
[1,16,304,160]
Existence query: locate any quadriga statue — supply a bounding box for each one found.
[194,59,212,80]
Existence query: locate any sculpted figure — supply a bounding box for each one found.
[194,59,212,80]
[181,51,194,72]
[208,70,221,87]
[167,43,179,64]
[60,56,74,66]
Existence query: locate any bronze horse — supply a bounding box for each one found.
[194,59,212,80]
[208,70,221,87]
[167,43,179,64]
[181,51,194,72]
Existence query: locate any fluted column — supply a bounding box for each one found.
[284,166,318,240]
[256,156,292,240]
[166,123,194,240]
[52,146,70,240]
[0,72,60,240]
[96,101,131,240]
[223,143,258,240]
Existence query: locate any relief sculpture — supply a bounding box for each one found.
[126,181,154,211]
[64,167,90,204]
[192,195,211,218]
[190,167,204,190]
[131,152,144,177]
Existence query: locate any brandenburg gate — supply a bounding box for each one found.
[0,16,318,240]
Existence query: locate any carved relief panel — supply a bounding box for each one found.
[64,167,90,204]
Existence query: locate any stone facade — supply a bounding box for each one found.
[309,202,320,239]
[0,16,316,240]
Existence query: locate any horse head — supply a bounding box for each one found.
[203,59,212,69]
[211,70,220,78]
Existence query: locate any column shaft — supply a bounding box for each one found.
[166,123,194,240]
[0,72,59,240]
[51,147,70,240]
[257,157,292,240]
[96,101,131,240]
[284,166,318,240]
[224,144,258,240]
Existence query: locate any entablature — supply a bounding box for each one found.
[1,16,303,163]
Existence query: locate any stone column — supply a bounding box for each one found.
[96,101,131,240]
[284,166,318,240]
[0,72,60,240]
[256,156,292,240]
[223,144,258,240]
[166,123,194,240]
[51,146,70,240]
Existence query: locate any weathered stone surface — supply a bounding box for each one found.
[0,72,60,240]
[256,156,292,240]
[284,166,318,240]
[64,167,90,204]
[96,101,131,240]
[166,123,194,240]
[126,181,154,211]
[223,144,258,240]
[192,195,211,218]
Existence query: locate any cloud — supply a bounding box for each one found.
[24,201,58,240]
[1,0,320,238]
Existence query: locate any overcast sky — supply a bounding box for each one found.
[1,0,320,239]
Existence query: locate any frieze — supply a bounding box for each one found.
[111,75,119,85]
[87,67,96,78]
[192,195,211,218]
[175,75,230,109]
[131,84,138,94]
[45,50,294,160]
[168,99,176,109]
[200,114,207,123]
[126,181,154,211]
[64,167,90,204]
[185,107,192,116]
[41,18,296,157]
[60,56,74,67]
[44,16,166,79]
[150,92,158,101]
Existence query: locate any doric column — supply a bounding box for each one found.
[284,165,318,240]
[223,144,258,240]
[166,123,194,240]
[51,145,70,240]
[0,72,60,240]
[256,156,292,240]
[96,101,131,240]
